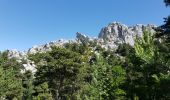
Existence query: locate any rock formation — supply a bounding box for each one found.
[5,22,156,73]
[98,22,156,47]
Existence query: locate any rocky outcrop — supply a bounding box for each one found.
[7,49,37,73]
[27,39,76,54]
[7,39,77,73]
[76,32,90,45]
[7,49,27,61]
[21,60,37,73]
[98,22,156,47]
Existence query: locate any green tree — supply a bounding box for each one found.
[83,54,126,100]
[124,30,170,99]
[134,31,155,63]
[0,52,23,99]
[33,82,53,100]
[31,47,88,99]
[22,70,35,100]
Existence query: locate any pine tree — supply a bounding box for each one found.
[22,70,35,100]
[0,52,23,99]
[32,47,88,99]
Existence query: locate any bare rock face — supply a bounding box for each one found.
[7,49,27,60]
[27,44,52,54]
[21,60,37,73]
[98,22,156,47]
[27,39,75,54]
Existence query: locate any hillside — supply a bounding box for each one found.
[1,22,170,100]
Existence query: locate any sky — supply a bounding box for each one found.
[0,0,169,51]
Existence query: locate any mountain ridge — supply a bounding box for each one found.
[5,22,156,73]
[7,22,156,57]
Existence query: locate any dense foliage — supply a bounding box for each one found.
[0,0,170,100]
[1,29,170,100]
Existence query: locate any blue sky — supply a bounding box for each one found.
[0,0,169,51]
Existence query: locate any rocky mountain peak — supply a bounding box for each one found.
[98,22,156,46]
